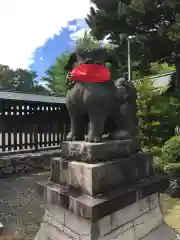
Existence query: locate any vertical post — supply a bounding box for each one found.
[175,60,180,93]
[127,37,132,81]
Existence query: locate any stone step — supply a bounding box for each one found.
[37,174,168,222]
[34,196,169,240]
[51,152,153,196]
[0,222,4,235]
[142,224,178,240]
[0,148,62,177]
[61,139,140,162]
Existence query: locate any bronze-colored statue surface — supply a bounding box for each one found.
[64,47,138,142]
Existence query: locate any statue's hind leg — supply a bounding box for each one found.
[110,106,130,140]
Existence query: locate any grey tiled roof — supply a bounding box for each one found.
[0,91,65,104]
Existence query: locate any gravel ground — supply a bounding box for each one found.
[0,171,50,240]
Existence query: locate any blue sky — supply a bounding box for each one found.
[29,19,88,80]
[0,0,92,79]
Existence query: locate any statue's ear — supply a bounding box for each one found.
[64,52,77,71]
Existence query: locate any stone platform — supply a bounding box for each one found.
[51,152,153,196]
[37,174,168,222]
[61,139,140,162]
[35,140,177,240]
[34,192,178,240]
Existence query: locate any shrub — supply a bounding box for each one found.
[135,77,178,149]
[153,156,166,174]
[153,158,180,178]
[162,136,180,163]
[164,163,180,179]
[150,146,162,157]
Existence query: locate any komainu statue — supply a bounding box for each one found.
[64,47,138,142]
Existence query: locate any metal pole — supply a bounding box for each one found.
[127,37,132,81]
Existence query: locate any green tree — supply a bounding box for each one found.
[0,64,49,94]
[86,0,180,80]
[75,31,120,79]
[75,29,101,49]
[41,51,71,96]
[135,77,180,148]
[0,64,14,89]
[11,68,36,92]
[42,31,114,96]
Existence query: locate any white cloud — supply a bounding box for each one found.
[70,28,110,45]
[75,19,88,28]
[70,28,88,41]
[0,0,91,69]
[68,25,78,32]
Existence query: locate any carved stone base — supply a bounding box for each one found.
[61,139,140,162]
[51,152,153,196]
[35,140,177,239]
[0,222,4,235]
[37,174,168,221]
[34,193,178,240]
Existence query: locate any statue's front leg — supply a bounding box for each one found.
[66,112,84,141]
[66,92,85,141]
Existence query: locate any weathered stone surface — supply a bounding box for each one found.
[133,206,164,239]
[64,210,92,238]
[37,174,168,222]
[15,164,25,173]
[2,166,14,174]
[63,226,80,240]
[98,223,177,240]
[149,193,159,210]
[51,152,153,196]
[34,222,73,240]
[0,222,4,235]
[111,197,149,230]
[51,157,69,184]
[61,139,140,162]
[0,149,62,178]
[0,158,11,167]
[142,224,177,240]
[46,205,65,224]
[34,194,177,240]
[99,222,134,240]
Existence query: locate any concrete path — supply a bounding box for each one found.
[0,172,49,239]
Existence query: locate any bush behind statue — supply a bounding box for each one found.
[154,137,180,197]
[135,77,179,148]
[162,136,180,164]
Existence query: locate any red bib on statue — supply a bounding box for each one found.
[71,64,111,83]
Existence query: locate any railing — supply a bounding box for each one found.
[0,93,70,152]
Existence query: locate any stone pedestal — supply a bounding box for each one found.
[35,140,178,240]
[0,222,4,235]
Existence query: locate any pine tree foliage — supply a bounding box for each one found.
[86,0,180,76]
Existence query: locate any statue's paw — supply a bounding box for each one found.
[66,133,75,141]
[112,130,130,140]
[85,134,102,143]
[66,132,84,142]
[66,132,79,141]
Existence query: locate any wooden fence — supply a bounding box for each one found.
[0,91,70,152]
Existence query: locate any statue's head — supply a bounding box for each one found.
[75,47,108,65]
[64,47,119,72]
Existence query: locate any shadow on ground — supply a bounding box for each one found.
[0,172,50,240]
